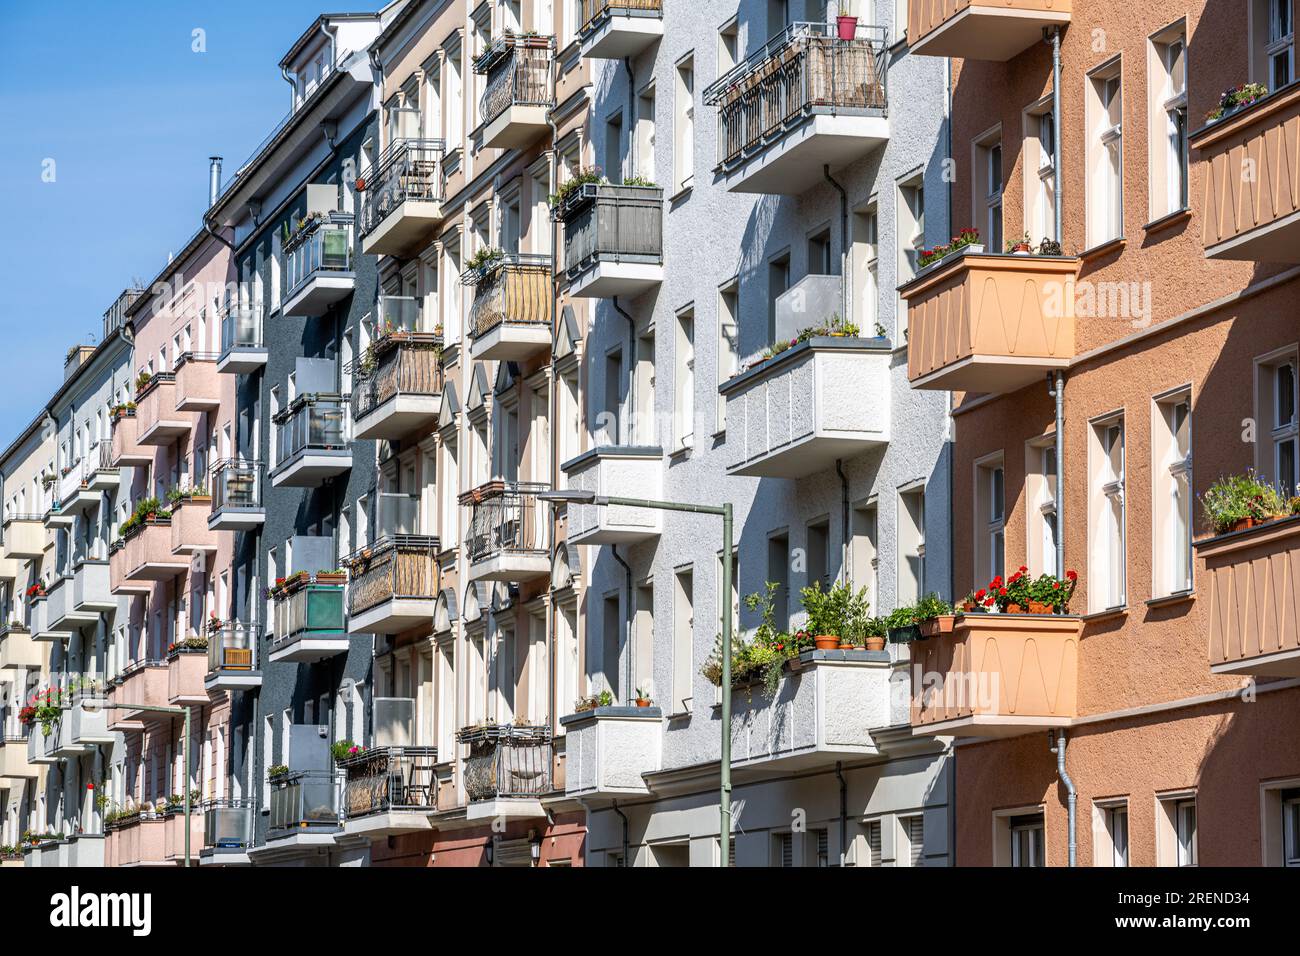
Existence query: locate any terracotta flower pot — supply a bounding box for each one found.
[1005,603,1026,614]
[813,635,840,651]
[919,615,957,638]
[1027,600,1054,615]
[864,636,886,651]
[635,699,651,708]
[1229,516,1258,533]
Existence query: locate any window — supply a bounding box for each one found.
[1094,800,1130,866]
[1156,792,1198,866]
[718,18,740,73]
[898,486,925,607]
[1258,352,1299,495]
[865,819,883,866]
[673,55,695,194]
[767,252,790,345]
[1152,392,1192,597]
[634,582,654,697]
[851,500,878,602]
[717,280,739,432]
[675,306,695,450]
[897,173,925,337]
[774,832,794,868]
[671,567,694,714]
[767,532,790,633]
[1258,0,1295,90]
[806,518,830,592]
[1026,439,1059,577]
[636,85,656,183]
[853,202,879,334]
[635,328,655,445]
[605,112,624,183]
[1087,61,1124,246]
[974,132,1003,252]
[1176,801,1198,866]
[900,815,924,867]
[555,600,579,732]
[601,595,620,700]
[1149,25,1188,220]
[975,456,1005,585]
[1090,416,1126,611]
[1010,814,1045,867]
[1023,103,1057,241]
[1110,806,1129,866]
[1284,790,1300,866]
[807,227,833,276]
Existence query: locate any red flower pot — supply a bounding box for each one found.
[837,15,858,40]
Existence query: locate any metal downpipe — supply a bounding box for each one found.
[1051,729,1077,866]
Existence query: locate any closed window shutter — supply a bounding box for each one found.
[778,832,793,867]
[908,816,924,867]
[816,829,829,867]
[866,821,882,866]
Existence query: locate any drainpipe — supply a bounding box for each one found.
[623,58,636,181]
[612,298,636,445]
[1050,729,1077,866]
[835,459,849,586]
[611,800,630,866]
[611,544,634,702]
[835,761,848,866]
[1049,371,1065,575]
[1049,27,1064,245]
[823,166,850,324]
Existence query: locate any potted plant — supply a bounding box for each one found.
[836,1,858,40]
[914,592,955,637]
[1007,232,1033,254]
[886,605,920,644]
[314,569,347,586]
[634,687,653,708]
[1200,471,1286,534]
[267,764,290,781]
[800,579,864,650]
[1038,238,1063,256]
[1206,82,1269,123]
[863,616,887,651]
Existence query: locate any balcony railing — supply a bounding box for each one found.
[704,22,887,172]
[346,536,440,618]
[270,582,347,660]
[581,0,662,31]
[351,312,444,436]
[219,303,265,368]
[475,34,555,128]
[340,746,438,818]
[207,625,256,674]
[273,395,350,473]
[459,724,553,802]
[463,481,550,565]
[559,183,664,288]
[204,799,252,849]
[211,459,264,514]
[464,254,553,340]
[269,770,341,834]
[359,138,446,238]
[285,217,354,298]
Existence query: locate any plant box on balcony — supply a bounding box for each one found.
[559,705,662,799]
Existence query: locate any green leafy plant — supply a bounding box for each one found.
[548,166,605,207]
[912,592,952,622]
[267,764,290,780]
[918,227,982,268]
[1206,82,1269,122]
[331,740,363,762]
[1200,471,1285,534]
[574,688,615,712]
[465,246,506,273]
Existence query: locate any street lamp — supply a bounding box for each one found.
[538,487,735,866]
[99,701,194,867]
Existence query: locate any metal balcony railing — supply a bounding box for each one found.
[271,584,346,649]
[359,139,446,238]
[462,254,553,340]
[475,35,555,127]
[211,459,264,512]
[339,746,438,818]
[269,770,341,833]
[580,0,662,35]
[463,481,550,564]
[459,725,552,802]
[207,625,255,674]
[273,395,349,464]
[559,183,663,281]
[703,22,888,170]
[220,302,264,353]
[352,325,444,426]
[345,536,439,618]
[203,799,252,848]
[285,218,354,297]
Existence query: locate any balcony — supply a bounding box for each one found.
[464,254,553,362]
[2,515,44,560]
[346,536,440,635]
[459,724,553,821]
[218,303,267,374]
[40,563,112,638]
[268,580,349,664]
[201,799,253,865]
[727,650,892,769]
[0,733,36,777]
[167,647,208,706]
[352,305,444,441]
[65,833,106,867]
[1190,83,1300,263]
[163,807,205,863]
[282,216,356,316]
[269,770,342,836]
[703,22,888,195]
[578,0,663,60]
[908,0,1072,61]
[560,446,663,544]
[205,625,261,692]
[58,459,101,518]
[105,814,167,867]
[108,660,169,730]
[209,459,265,531]
[26,723,57,764]
[270,395,352,488]
[559,183,664,298]
[43,498,73,530]
[174,352,220,412]
[560,706,662,800]
[31,586,71,642]
[57,698,114,753]
[474,34,555,149]
[85,443,121,493]
[1198,516,1300,677]
[899,251,1080,393]
[117,517,189,583]
[169,495,218,556]
[340,746,438,837]
[463,481,551,583]
[108,540,148,596]
[910,613,1082,737]
[136,374,191,446]
[359,139,446,257]
[0,622,41,668]
[110,411,151,467]
[720,335,892,479]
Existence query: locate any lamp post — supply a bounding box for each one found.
[539,488,734,866]
[100,701,193,867]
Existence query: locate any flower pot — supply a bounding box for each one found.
[837,640,853,650]
[864,636,886,651]
[1228,516,1258,533]
[315,573,346,586]
[888,624,922,644]
[635,699,651,708]
[836,15,858,40]
[918,615,957,638]
[1005,603,1026,614]
[1027,600,1054,615]
[813,635,840,651]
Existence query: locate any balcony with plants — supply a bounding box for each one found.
[173,351,221,412]
[908,570,1082,737]
[473,32,555,149]
[358,131,446,257]
[898,230,1080,393]
[458,723,553,821]
[351,298,444,441]
[168,485,218,556]
[32,575,73,642]
[907,0,1072,61]
[204,621,261,692]
[281,212,356,317]
[109,403,150,467]
[560,445,663,545]
[702,580,893,770]
[556,175,664,299]
[108,658,170,730]
[163,793,205,864]
[578,0,663,60]
[1196,473,1300,677]
[167,635,209,706]
[110,497,188,588]
[561,690,662,801]
[721,309,891,479]
[135,371,191,446]
[104,805,167,867]
[208,459,265,531]
[267,571,349,664]
[463,250,553,362]
[270,394,351,488]
[57,454,105,519]
[218,300,267,374]
[1189,81,1300,263]
[702,21,888,195]
[345,530,440,636]
[268,767,342,837]
[462,480,551,583]
[339,744,438,837]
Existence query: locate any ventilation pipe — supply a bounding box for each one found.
[208,157,223,208]
[1050,729,1077,865]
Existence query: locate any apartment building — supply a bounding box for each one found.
[900,0,1300,865]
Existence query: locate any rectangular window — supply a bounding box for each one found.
[636,85,656,183]
[1011,814,1046,867]
[900,815,924,867]
[974,133,1003,252]
[1258,0,1295,90]
[865,819,883,866]
[767,532,790,634]
[1090,416,1126,611]
[1176,800,1198,866]
[675,306,695,450]
[975,457,1005,585]
[851,500,878,603]
[671,568,694,714]
[1152,392,1192,597]
[1156,791,1198,866]
[1149,24,1189,220]
[1109,806,1129,866]
[1026,439,1059,577]
[1087,60,1124,246]
[673,55,695,195]
[898,486,926,607]
[1284,791,1300,866]
[717,280,739,432]
[806,518,830,592]
[767,252,790,345]
[1259,352,1299,495]
[1023,103,1057,242]
[852,202,879,334]
[897,173,925,337]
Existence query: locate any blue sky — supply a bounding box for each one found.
[0,0,381,444]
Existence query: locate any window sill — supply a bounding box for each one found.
[668,183,693,205]
[1146,590,1195,609]
[1080,605,1128,623]
[668,444,692,463]
[1143,208,1191,237]
[1080,236,1126,262]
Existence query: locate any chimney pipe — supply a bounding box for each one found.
[208,156,223,207]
